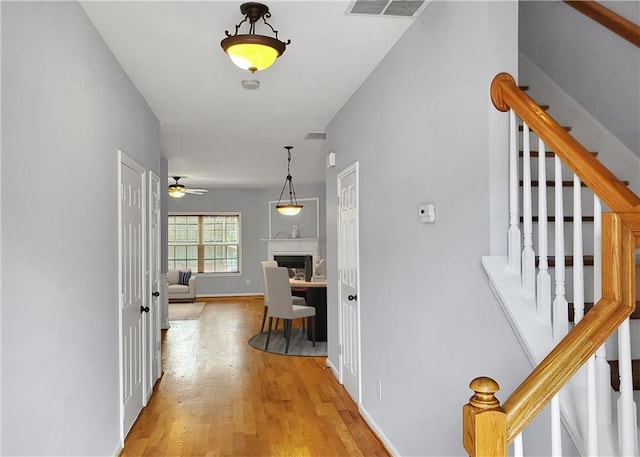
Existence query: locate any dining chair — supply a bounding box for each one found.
[264,266,315,353]
[260,260,305,333]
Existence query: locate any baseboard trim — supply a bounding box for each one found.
[325,357,340,381]
[197,293,263,298]
[112,440,124,457]
[358,404,400,456]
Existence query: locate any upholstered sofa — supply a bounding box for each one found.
[167,269,196,302]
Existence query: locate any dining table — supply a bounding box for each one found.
[290,278,328,342]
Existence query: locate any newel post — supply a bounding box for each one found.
[463,377,507,457]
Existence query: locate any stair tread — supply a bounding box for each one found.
[608,360,640,391]
[521,216,595,222]
[536,255,594,267]
[519,150,598,158]
[568,301,640,322]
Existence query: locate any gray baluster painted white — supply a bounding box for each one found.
[593,196,612,425]
[521,123,535,298]
[553,155,568,342]
[617,319,639,456]
[572,173,584,325]
[509,109,521,274]
[551,395,562,457]
[536,137,551,324]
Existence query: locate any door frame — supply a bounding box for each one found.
[145,171,162,402]
[336,161,362,404]
[117,150,147,442]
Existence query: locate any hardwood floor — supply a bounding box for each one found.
[122,296,388,456]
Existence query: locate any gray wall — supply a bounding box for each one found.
[168,183,325,296]
[1,2,164,455]
[519,1,640,157]
[325,1,571,455]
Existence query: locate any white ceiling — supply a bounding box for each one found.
[81,1,422,189]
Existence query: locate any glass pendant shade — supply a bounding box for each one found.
[276,204,302,216]
[221,3,290,73]
[223,37,282,72]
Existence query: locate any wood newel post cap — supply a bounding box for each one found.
[490,72,515,113]
[468,377,501,409]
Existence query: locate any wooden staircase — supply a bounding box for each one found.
[519,91,640,397]
[468,72,640,457]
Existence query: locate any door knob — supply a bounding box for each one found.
[347,294,357,301]
[140,306,150,313]
[152,291,160,297]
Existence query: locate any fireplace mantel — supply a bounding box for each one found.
[262,238,319,261]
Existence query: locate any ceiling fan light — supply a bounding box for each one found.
[168,185,186,198]
[276,204,302,216]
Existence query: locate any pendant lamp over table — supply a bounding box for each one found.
[276,146,303,216]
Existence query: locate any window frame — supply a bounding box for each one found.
[168,212,242,276]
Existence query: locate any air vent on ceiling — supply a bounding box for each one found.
[348,0,425,17]
[304,132,326,140]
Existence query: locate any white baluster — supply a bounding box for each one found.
[514,433,524,457]
[536,138,551,324]
[552,155,568,342]
[508,109,522,274]
[593,196,611,425]
[551,394,562,457]
[521,123,535,298]
[617,318,639,456]
[572,173,585,325]
[587,356,598,456]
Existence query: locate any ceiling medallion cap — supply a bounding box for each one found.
[221,2,290,73]
[240,2,270,22]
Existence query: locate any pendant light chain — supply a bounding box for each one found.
[276,146,303,216]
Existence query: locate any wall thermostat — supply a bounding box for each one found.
[418,203,436,223]
[326,151,336,168]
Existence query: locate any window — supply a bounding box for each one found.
[168,214,240,273]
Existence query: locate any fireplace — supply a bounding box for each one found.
[264,238,319,281]
[274,255,313,282]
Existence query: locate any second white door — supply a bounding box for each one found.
[337,162,361,403]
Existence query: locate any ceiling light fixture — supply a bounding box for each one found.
[168,176,187,198]
[275,146,303,216]
[221,2,290,73]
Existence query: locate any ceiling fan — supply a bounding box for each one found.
[168,176,208,198]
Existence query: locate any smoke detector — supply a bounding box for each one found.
[241,79,260,90]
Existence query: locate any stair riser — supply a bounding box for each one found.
[522,186,600,217]
[531,265,639,310]
[519,158,593,182]
[527,221,595,256]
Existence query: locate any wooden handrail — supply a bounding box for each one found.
[504,213,637,440]
[490,73,640,213]
[463,73,640,456]
[564,1,640,48]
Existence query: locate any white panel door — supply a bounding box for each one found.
[146,172,162,399]
[337,162,360,403]
[119,152,145,439]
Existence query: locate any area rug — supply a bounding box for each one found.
[248,328,327,357]
[168,302,205,321]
